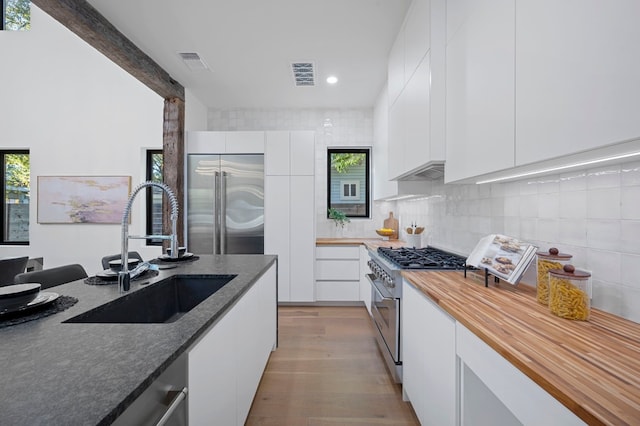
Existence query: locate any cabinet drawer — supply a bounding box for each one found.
[316,245,360,260]
[316,281,360,301]
[315,259,360,281]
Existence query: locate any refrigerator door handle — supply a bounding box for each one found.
[213,171,220,255]
[220,171,228,254]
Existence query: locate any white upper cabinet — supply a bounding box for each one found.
[187,131,226,153]
[264,131,290,176]
[373,90,398,200]
[387,0,446,181]
[225,131,265,153]
[388,89,406,180]
[444,0,640,183]
[515,0,640,166]
[403,53,431,175]
[404,0,431,81]
[445,0,515,183]
[265,130,314,176]
[387,30,405,107]
[290,131,315,176]
[187,131,265,154]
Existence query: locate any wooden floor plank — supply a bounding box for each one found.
[246,306,419,425]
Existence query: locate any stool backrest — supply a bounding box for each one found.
[14,264,88,289]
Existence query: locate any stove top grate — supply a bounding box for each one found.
[377,247,467,270]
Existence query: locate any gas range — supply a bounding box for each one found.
[366,245,468,383]
[367,246,467,298]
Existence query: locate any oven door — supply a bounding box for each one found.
[367,274,400,363]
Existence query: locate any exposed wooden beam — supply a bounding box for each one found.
[31,0,184,100]
[162,98,185,246]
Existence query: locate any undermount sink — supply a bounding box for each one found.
[65,274,237,324]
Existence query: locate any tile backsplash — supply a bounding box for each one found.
[394,161,640,323]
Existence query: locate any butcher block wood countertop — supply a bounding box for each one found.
[402,270,640,426]
[316,237,407,250]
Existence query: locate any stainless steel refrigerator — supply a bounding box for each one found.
[187,154,264,254]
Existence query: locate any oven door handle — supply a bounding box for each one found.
[366,274,395,301]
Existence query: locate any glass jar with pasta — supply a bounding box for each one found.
[536,248,572,305]
[548,265,592,321]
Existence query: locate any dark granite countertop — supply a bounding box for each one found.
[0,254,277,426]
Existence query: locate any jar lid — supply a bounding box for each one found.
[537,247,572,260]
[549,264,590,279]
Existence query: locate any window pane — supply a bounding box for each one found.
[3,0,31,31]
[327,149,370,218]
[3,152,29,243]
[146,151,163,245]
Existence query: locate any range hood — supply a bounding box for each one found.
[374,162,444,201]
[375,180,436,201]
[395,161,445,181]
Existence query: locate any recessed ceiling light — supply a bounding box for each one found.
[326,76,338,85]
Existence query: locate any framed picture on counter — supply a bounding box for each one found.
[37,176,131,224]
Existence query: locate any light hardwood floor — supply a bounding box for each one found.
[246,306,419,425]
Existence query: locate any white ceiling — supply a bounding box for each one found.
[85,0,411,109]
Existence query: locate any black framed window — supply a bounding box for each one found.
[327,148,370,218]
[1,150,29,244]
[2,0,31,31]
[145,150,163,245]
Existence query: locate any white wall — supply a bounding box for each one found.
[0,6,166,273]
[208,108,394,238]
[185,88,208,131]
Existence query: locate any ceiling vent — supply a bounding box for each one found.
[178,52,209,71]
[291,62,315,87]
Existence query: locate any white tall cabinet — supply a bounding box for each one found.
[265,131,315,302]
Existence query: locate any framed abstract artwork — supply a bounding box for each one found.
[37,176,131,224]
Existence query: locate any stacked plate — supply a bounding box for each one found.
[0,283,41,311]
[0,283,59,316]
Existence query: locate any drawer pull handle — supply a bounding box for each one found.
[156,386,188,426]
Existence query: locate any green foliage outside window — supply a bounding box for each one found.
[331,153,365,173]
[5,153,29,196]
[4,0,31,31]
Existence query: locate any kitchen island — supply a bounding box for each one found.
[0,254,277,425]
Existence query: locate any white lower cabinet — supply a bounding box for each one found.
[456,323,585,426]
[402,280,457,425]
[403,280,585,425]
[188,265,276,425]
[315,245,360,302]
